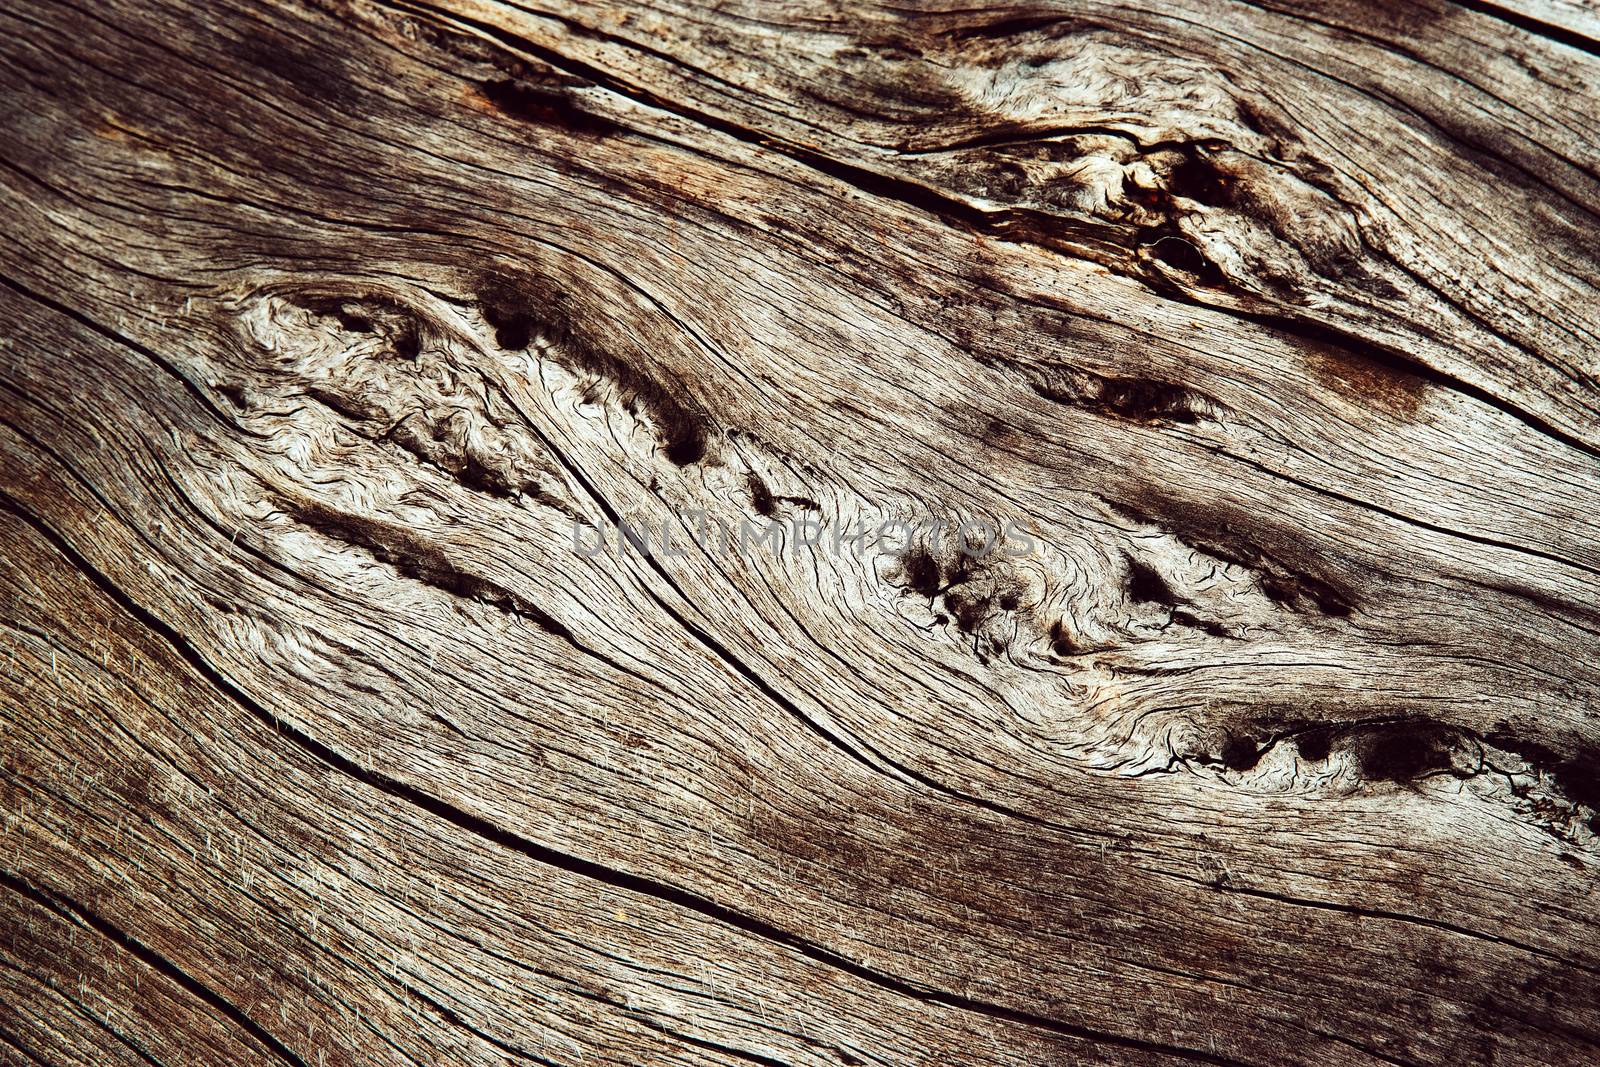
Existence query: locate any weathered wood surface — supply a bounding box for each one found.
[2,0,1599,1063]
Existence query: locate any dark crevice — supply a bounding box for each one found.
[476,271,709,466]
[1232,714,1456,782]
[0,871,309,1067]
[1165,148,1236,209]
[478,277,540,351]
[290,292,422,361]
[1225,712,1600,841]
[1292,727,1333,763]
[747,469,778,517]
[744,471,820,519]
[0,494,1251,1067]
[1096,376,1206,424]
[945,588,994,636]
[1048,619,1078,658]
[479,76,622,138]
[1029,372,1213,427]
[1446,0,1600,60]
[383,0,1600,464]
[899,121,1157,157]
[1169,610,1233,639]
[938,14,1081,41]
[1113,495,1358,619]
[280,495,660,690]
[1217,734,1261,772]
[1144,232,1228,286]
[1125,554,1182,608]
[1255,568,1353,618]
[287,498,523,609]
[1354,720,1461,782]
[900,544,943,599]
[1485,730,1600,833]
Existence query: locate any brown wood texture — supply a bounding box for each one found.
[2,0,1599,1064]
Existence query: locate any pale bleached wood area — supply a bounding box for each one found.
[2,0,1600,1064]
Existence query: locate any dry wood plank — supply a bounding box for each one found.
[1,0,1598,1064]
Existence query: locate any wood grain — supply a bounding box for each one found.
[0,0,1597,1064]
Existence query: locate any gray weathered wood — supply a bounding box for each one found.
[1,0,1598,1064]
